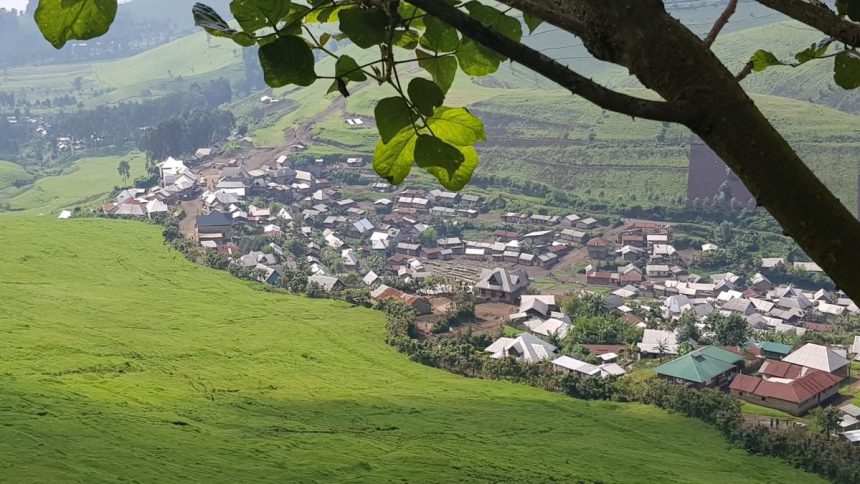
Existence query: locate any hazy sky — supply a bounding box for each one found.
[0,0,28,11]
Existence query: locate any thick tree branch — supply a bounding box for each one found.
[491,0,860,302]
[756,0,860,46]
[406,0,693,124]
[704,0,739,47]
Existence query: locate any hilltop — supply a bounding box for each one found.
[0,217,820,482]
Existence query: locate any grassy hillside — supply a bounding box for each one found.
[0,32,243,109]
[0,160,33,192]
[0,218,820,482]
[7,152,146,213]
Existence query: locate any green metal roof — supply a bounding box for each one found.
[654,346,743,383]
[760,341,793,355]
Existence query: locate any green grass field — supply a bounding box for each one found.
[0,160,34,192]
[0,217,821,482]
[7,153,146,213]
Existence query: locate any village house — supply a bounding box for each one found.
[559,228,587,244]
[561,213,581,227]
[485,333,556,363]
[195,211,232,242]
[638,329,680,357]
[370,284,432,315]
[781,343,849,376]
[654,346,743,388]
[646,264,671,278]
[474,268,530,303]
[730,360,844,416]
[586,237,609,259]
[395,242,422,257]
[576,217,598,229]
[759,341,793,360]
[307,274,343,293]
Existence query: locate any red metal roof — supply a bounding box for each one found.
[730,374,761,394]
[731,370,843,403]
[587,238,607,246]
[760,359,804,379]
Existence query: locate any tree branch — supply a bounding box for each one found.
[406,0,692,124]
[756,0,860,46]
[489,0,860,302]
[704,0,739,47]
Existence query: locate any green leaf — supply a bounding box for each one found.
[834,51,860,89]
[417,50,458,94]
[339,6,388,49]
[306,5,349,23]
[373,127,417,185]
[231,0,292,33]
[193,3,255,47]
[415,135,464,176]
[397,3,425,29]
[463,1,522,41]
[420,142,478,191]
[34,0,118,49]
[393,30,420,49]
[258,35,317,87]
[374,97,414,144]
[327,54,367,96]
[335,55,367,82]
[419,16,459,52]
[794,45,816,64]
[427,107,486,146]
[408,78,444,117]
[523,14,542,34]
[319,32,331,47]
[750,49,783,72]
[456,38,502,76]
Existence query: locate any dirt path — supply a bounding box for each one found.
[180,200,203,240]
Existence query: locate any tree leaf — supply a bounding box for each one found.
[374,97,414,144]
[258,35,317,87]
[523,14,542,34]
[456,38,502,76]
[419,16,459,52]
[417,50,458,94]
[339,6,388,49]
[34,0,118,49]
[373,127,417,185]
[408,78,444,117]
[231,0,292,33]
[419,141,478,191]
[463,1,522,41]
[750,49,783,72]
[834,51,860,89]
[393,30,420,49]
[193,3,255,47]
[327,54,367,96]
[335,55,367,82]
[427,107,486,146]
[415,135,464,176]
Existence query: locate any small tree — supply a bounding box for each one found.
[117,160,131,186]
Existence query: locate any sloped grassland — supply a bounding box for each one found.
[0,217,820,483]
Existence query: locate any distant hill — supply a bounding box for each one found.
[0,217,822,483]
[0,159,32,192]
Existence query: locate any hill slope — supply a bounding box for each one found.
[0,218,820,482]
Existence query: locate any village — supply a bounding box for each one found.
[94,148,860,440]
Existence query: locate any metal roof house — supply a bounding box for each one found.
[654,346,743,388]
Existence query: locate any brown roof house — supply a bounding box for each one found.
[474,268,530,303]
[730,360,843,416]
